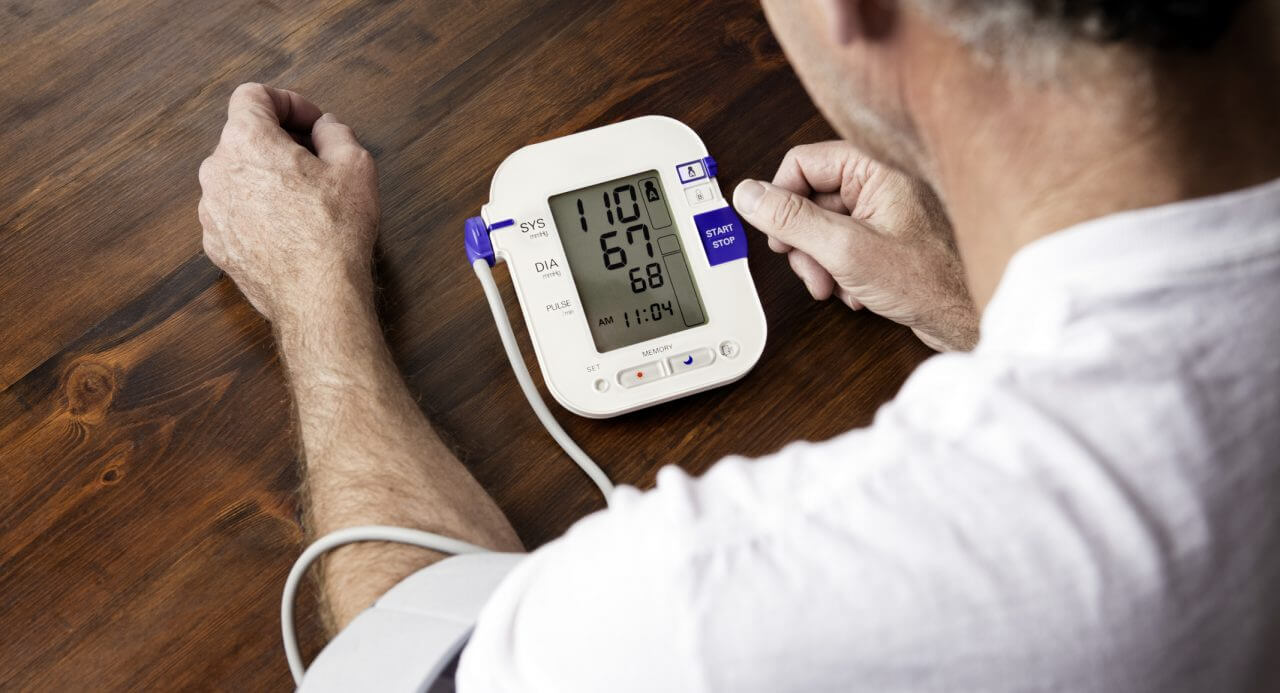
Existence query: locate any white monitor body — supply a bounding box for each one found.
[478,116,767,418]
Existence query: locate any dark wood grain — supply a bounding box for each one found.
[0,1,934,689]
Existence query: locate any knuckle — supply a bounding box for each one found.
[219,119,252,147]
[197,200,217,234]
[286,145,314,168]
[232,81,265,98]
[201,235,223,263]
[786,142,826,167]
[786,143,819,165]
[772,192,808,231]
[348,147,375,169]
[198,155,225,183]
[849,155,875,186]
[777,145,806,176]
[314,118,351,136]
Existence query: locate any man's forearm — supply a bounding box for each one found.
[196,84,521,634]
[277,272,522,632]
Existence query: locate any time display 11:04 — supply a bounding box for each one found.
[620,301,675,327]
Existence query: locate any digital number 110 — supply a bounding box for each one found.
[576,183,665,294]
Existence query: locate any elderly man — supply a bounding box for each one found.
[197,0,1280,690]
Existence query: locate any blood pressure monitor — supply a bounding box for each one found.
[464,116,767,418]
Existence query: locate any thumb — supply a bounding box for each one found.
[311,113,366,164]
[734,179,864,262]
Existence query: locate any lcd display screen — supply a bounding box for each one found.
[549,170,708,352]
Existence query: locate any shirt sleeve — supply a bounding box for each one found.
[454,427,919,693]
[454,469,711,692]
[454,351,1201,692]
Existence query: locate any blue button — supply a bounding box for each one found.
[702,156,718,178]
[677,159,707,183]
[693,206,748,265]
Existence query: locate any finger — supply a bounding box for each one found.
[198,201,225,263]
[835,287,865,311]
[734,179,871,265]
[788,249,835,300]
[197,197,212,228]
[768,192,847,254]
[203,234,226,267]
[771,141,859,196]
[289,131,313,150]
[813,191,848,215]
[197,156,215,190]
[227,82,323,133]
[311,113,367,164]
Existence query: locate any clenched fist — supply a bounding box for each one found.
[733,141,978,352]
[198,83,379,326]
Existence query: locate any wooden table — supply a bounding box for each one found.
[0,1,932,688]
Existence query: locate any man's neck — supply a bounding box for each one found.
[913,6,1280,309]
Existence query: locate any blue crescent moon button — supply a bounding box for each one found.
[693,206,748,265]
[668,348,715,374]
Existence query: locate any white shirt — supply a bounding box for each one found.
[310,178,1280,692]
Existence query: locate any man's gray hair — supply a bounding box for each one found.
[914,0,1248,65]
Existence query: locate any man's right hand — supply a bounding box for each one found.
[733,141,978,352]
[198,83,379,328]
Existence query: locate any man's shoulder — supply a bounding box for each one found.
[458,340,1278,691]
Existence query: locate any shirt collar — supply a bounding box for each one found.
[980,176,1280,351]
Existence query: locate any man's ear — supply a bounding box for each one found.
[822,0,897,45]
[822,0,859,44]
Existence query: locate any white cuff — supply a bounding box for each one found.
[299,552,525,693]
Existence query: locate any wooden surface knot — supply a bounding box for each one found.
[63,360,118,423]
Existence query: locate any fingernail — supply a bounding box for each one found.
[733,180,766,216]
[316,112,337,124]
